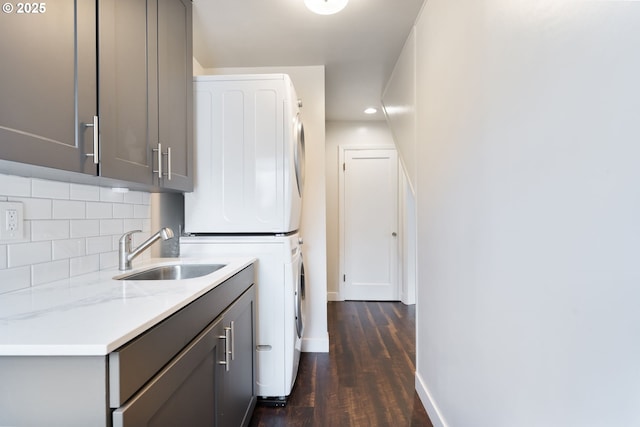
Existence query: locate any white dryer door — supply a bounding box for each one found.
[294,113,305,198]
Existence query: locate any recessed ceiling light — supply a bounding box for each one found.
[305,0,349,15]
[364,107,378,114]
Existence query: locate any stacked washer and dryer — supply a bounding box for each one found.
[181,74,306,406]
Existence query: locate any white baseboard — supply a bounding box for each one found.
[327,291,341,301]
[401,292,415,305]
[415,372,448,427]
[401,295,416,306]
[301,333,329,353]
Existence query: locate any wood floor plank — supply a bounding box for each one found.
[249,301,433,427]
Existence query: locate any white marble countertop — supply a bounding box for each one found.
[0,257,255,356]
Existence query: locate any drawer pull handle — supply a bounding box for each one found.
[153,143,162,179]
[218,326,231,372]
[84,116,99,164]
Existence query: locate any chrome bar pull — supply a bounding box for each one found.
[84,116,99,164]
[230,321,235,361]
[218,326,232,372]
[153,143,162,179]
[164,146,172,180]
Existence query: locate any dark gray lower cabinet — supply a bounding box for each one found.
[217,288,257,427]
[0,265,256,427]
[112,317,221,426]
[113,286,256,427]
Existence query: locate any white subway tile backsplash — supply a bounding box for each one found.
[70,183,100,201]
[124,191,144,204]
[32,179,70,199]
[86,202,113,219]
[0,173,152,293]
[53,200,86,219]
[13,197,52,220]
[8,241,52,268]
[111,235,120,251]
[0,245,6,269]
[87,236,112,255]
[53,238,86,260]
[134,204,150,219]
[100,219,123,236]
[70,219,100,238]
[0,267,31,293]
[113,203,134,219]
[99,251,118,270]
[21,221,31,242]
[0,174,31,197]
[32,260,70,286]
[100,187,125,203]
[123,219,145,232]
[70,255,100,277]
[31,220,70,242]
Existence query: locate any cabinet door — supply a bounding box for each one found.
[156,0,193,191]
[0,0,97,174]
[218,287,257,427]
[112,317,222,427]
[98,0,154,185]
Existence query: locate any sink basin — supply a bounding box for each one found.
[116,264,226,281]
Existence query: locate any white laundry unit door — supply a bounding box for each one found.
[180,234,304,402]
[185,74,305,234]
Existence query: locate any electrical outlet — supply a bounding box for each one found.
[0,201,24,242]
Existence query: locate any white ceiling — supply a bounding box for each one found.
[192,0,424,121]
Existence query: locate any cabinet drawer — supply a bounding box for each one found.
[112,316,223,427]
[109,265,254,407]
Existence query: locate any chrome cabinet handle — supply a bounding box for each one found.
[229,321,235,361]
[84,116,99,164]
[155,145,172,181]
[153,143,162,179]
[218,326,231,372]
[165,146,172,180]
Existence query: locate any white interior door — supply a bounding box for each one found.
[340,147,399,300]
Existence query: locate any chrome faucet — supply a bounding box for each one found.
[118,228,174,271]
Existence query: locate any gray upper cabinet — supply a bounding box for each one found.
[0,0,98,175]
[0,0,192,192]
[99,0,193,191]
[99,0,154,186]
[157,0,193,191]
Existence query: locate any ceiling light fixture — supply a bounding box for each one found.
[305,0,349,15]
[364,107,378,114]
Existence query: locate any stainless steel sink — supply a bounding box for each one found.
[116,264,226,281]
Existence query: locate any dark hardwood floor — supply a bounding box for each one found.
[249,301,433,427]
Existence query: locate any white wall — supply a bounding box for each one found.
[383,24,419,307]
[0,173,152,294]
[193,57,205,76]
[382,27,417,193]
[197,65,329,352]
[398,1,640,426]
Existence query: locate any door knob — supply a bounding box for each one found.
[392,232,397,237]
